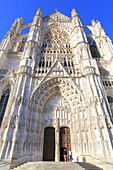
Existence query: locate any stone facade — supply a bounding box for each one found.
[0,8,113,168]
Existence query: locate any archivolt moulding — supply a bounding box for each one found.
[29,77,86,114]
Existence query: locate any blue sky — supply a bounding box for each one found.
[0,0,113,41]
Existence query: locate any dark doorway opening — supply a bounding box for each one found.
[60,127,71,161]
[60,147,66,161]
[43,127,55,161]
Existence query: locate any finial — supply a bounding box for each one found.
[55,9,58,12]
[36,8,42,16]
[92,19,101,27]
[71,9,78,18]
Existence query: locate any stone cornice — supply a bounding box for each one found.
[16,66,32,76]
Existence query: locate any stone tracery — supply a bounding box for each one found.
[41,27,71,53]
[36,27,74,76]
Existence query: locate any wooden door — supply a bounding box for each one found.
[60,127,71,161]
[43,127,55,161]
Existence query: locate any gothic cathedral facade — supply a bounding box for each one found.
[0,8,113,168]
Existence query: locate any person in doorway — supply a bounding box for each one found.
[63,149,67,162]
[68,149,72,161]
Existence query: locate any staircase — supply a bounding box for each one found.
[12,162,103,170]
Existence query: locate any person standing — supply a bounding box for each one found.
[68,149,72,161]
[63,149,67,162]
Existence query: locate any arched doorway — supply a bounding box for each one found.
[60,127,71,161]
[43,127,55,161]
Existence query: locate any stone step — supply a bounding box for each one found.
[12,162,84,170]
[76,162,103,170]
[12,161,103,170]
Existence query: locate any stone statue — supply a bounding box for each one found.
[9,70,16,84]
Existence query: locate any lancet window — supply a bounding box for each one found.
[0,89,10,127]
[87,37,100,58]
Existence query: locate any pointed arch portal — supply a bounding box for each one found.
[42,85,72,161]
[31,77,84,161]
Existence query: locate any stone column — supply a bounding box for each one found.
[55,118,60,162]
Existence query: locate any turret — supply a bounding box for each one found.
[0,18,23,67]
[71,9,82,26]
[27,8,42,42]
[17,8,43,74]
[33,8,42,25]
[71,9,92,64]
[20,8,42,65]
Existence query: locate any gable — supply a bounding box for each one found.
[43,11,71,22]
[45,60,69,77]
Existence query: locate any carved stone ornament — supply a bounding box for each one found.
[84,66,96,75]
[98,115,104,128]
[9,70,16,84]
[105,116,112,128]
[2,119,8,128]
[16,96,23,105]
[90,96,100,107]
